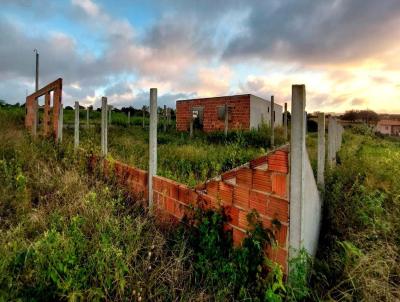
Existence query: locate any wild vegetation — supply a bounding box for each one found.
[0,107,287,301]
[60,108,286,186]
[341,109,379,124]
[308,125,400,301]
[1,105,399,301]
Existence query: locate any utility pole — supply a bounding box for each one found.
[34,49,39,92]
[33,49,39,136]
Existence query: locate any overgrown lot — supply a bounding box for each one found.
[0,107,287,301]
[61,109,286,186]
[2,106,399,301]
[310,125,400,301]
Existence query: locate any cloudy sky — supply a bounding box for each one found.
[1,0,400,112]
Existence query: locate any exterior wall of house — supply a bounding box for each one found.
[176,94,284,132]
[376,124,392,135]
[250,95,283,129]
[376,120,400,136]
[176,95,251,132]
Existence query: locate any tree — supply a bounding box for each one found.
[342,110,379,124]
[342,110,358,121]
[359,110,379,124]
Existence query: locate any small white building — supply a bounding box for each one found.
[376,120,400,136]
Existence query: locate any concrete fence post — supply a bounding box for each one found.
[284,102,288,141]
[149,88,158,208]
[57,104,63,143]
[163,105,167,132]
[270,96,275,147]
[108,105,112,125]
[328,116,336,167]
[289,84,306,260]
[190,118,194,138]
[142,106,145,128]
[224,103,228,137]
[74,101,79,150]
[336,121,342,152]
[317,112,325,187]
[101,97,108,156]
[128,111,130,126]
[333,119,337,153]
[339,124,343,149]
[86,107,89,128]
[304,111,308,136]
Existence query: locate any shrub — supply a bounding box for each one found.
[311,131,400,301]
[307,119,318,132]
[178,205,285,301]
[0,111,288,301]
[0,120,200,301]
[349,124,374,136]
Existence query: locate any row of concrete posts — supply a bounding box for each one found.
[289,84,344,266]
[270,96,289,148]
[95,90,158,208]
[71,98,174,154]
[51,85,344,273]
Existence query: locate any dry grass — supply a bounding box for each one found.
[0,108,210,301]
[314,129,400,302]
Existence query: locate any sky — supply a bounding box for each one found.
[1,0,400,112]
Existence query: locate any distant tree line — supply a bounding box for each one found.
[0,100,25,108]
[341,110,379,124]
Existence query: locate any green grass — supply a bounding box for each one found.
[306,132,318,175]
[0,107,287,301]
[61,111,285,187]
[5,106,398,300]
[7,107,286,187]
[0,110,201,300]
[310,126,400,301]
[62,109,151,127]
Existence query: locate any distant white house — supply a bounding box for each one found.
[376,120,400,136]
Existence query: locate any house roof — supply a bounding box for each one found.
[377,119,400,126]
[176,94,284,109]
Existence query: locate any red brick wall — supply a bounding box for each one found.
[25,96,36,129]
[92,146,290,272]
[25,78,62,139]
[176,95,251,132]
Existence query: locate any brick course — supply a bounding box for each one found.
[89,145,290,273]
[25,78,63,139]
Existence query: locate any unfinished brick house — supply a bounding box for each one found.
[27,84,323,275]
[176,94,283,132]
